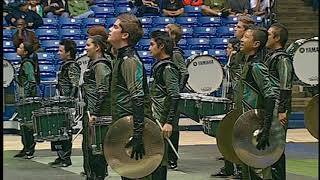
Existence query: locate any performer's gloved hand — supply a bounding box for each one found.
[221,9,230,17]
[256,128,270,150]
[125,133,145,160]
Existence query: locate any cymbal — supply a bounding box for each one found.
[216,109,242,164]
[304,94,319,139]
[232,109,286,168]
[104,116,165,179]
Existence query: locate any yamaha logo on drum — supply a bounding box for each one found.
[193,60,215,66]
[299,47,319,53]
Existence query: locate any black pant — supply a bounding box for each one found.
[20,125,36,155]
[168,130,179,163]
[271,153,286,180]
[224,160,235,175]
[121,165,167,180]
[51,136,72,161]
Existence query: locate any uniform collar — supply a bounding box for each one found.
[117,46,135,60]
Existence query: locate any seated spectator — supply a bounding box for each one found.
[227,0,250,16]
[13,18,41,52]
[43,0,69,18]
[68,0,95,18]
[250,0,268,16]
[201,0,231,17]
[134,0,161,17]
[183,0,203,6]
[28,0,44,17]
[162,0,185,17]
[5,1,44,29]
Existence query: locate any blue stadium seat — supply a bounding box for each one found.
[3,29,13,40]
[142,58,154,76]
[152,17,175,28]
[91,6,115,18]
[252,15,263,25]
[37,52,55,63]
[114,7,134,16]
[149,27,165,33]
[187,38,211,50]
[74,39,87,53]
[35,29,59,40]
[4,53,20,63]
[39,64,56,82]
[183,50,203,59]
[175,17,198,27]
[137,38,150,50]
[139,17,153,28]
[82,18,106,28]
[137,50,152,60]
[181,27,194,38]
[177,38,187,49]
[143,28,150,38]
[210,37,229,49]
[193,27,216,38]
[183,6,202,16]
[221,16,238,25]
[207,49,227,64]
[59,18,82,29]
[3,41,16,52]
[95,0,114,7]
[216,26,235,38]
[105,17,117,28]
[40,83,57,97]
[197,17,221,27]
[59,29,82,40]
[39,18,59,29]
[3,17,8,27]
[41,40,60,52]
[114,0,130,7]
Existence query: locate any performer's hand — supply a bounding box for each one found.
[278,112,287,126]
[256,128,270,150]
[162,123,173,139]
[89,115,97,123]
[125,134,145,160]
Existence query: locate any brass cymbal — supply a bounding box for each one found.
[103,116,165,179]
[216,109,242,164]
[304,94,319,139]
[232,109,286,168]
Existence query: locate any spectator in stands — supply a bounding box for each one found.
[43,0,69,18]
[201,0,231,17]
[227,0,250,16]
[134,0,161,17]
[250,0,268,16]
[28,0,44,17]
[162,0,185,17]
[183,0,203,6]
[68,0,95,18]
[13,18,41,52]
[5,1,44,29]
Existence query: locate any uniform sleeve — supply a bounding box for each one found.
[23,62,37,96]
[172,51,188,89]
[68,63,81,87]
[163,65,180,124]
[92,63,111,115]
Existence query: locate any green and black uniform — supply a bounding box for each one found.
[150,58,181,178]
[264,48,294,180]
[239,52,280,180]
[17,56,40,157]
[111,46,153,180]
[51,59,80,165]
[82,56,112,180]
[168,46,188,166]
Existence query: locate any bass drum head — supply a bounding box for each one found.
[3,59,15,88]
[287,37,319,85]
[76,54,90,86]
[186,55,223,94]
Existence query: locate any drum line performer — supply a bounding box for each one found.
[14,42,40,159]
[107,13,154,180]
[149,30,181,179]
[82,35,113,180]
[48,39,80,167]
[164,23,189,170]
[264,23,294,180]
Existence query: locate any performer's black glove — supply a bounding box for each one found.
[221,9,230,17]
[125,133,145,160]
[256,98,276,150]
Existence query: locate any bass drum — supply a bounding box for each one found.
[76,54,90,86]
[3,59,15,88]
[286,37,319,86]
[186,55,224,95]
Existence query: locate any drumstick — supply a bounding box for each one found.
[72,127,83,143]
[155,119,180,159]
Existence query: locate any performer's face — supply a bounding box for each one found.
[234,21,246,39]
[226,43,234,57]
[240,30,255,53]
[266,27,277,49]
[149,38,162,59]
[58,45,69,61]
[85,38,97,59]
[17,43,27,57]
[108,19,125,47]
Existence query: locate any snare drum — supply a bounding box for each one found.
[32,106,72,142]
[178,93,201,122]
[88,116,112,155]
[197,95,232,117]
[76,54,90,86]
[202,114,226,137]
[186,55,224,94]
[43,96,76,108]
[286,37,319,85]
[16,97,43,127]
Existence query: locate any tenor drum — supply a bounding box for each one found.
[202,114,226,137]
[43,96,76,108]
[16,97,43,127]
[197,94,232,117]
[178,93,201,122]
[286,37,319,85]
[32,106,72,142]
[186,55,224,94]
[76,54,90,86]
[89,116,112,155]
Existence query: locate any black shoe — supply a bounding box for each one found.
[48,158,61,166]
[168,161,178,170]
[24,155,34,159]
[52,159,72,167]
[80,172,87,176]
[13,151,26,158]
[211,168,233,178]
[216,156,225,161]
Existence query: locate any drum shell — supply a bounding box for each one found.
[33,107,72,142]
[198,96,232,117]
[202,115,224,137]
[178,95,200,121]
[16,97,43,126]
[43,96,76,108]
[89,116,112,155]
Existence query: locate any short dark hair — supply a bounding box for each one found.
[59,39,77,59]
[248,26,268,51]
[151,30,174,57]
[228,37,240,51]
[270,23,289,47]
[117,13,144,46]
